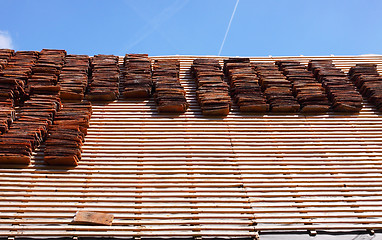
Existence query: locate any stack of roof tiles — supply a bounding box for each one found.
[253,62,300,112]
[0,51,39,134]
[152,59,188,113]
[191,59,231,116]
[308,60,363,112]
[0,51,39,103]
[86,55,119,101]
[0,49,14,71]
[42,54,92,166]
[28,49,66,96]
[348,64,382,111]
[123,54,153,98]
[276,60,330,113]
[44,101,92,166]
[0,93,61,165]
[58,55,90,101]
[0,49,15,133]
[0,49,65,165]
[224,58,268,113]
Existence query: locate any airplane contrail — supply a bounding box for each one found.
[218,0,240,56]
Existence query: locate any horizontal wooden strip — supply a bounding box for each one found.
[79,148,382,154]
[3,176,382,184]
[0,231,256,237]
[24,160,382,167]
[2,202,382,209]
[1,186,382,193]
[0,219,251,225]
[2,191,382,198]
[0,226,255,231]
[1,196,381,203]
[1,212,382,220]
[2,173,382,179]
[3,212,382,219]
[0,218,379,226]
[2,181,382,188]
[10,164,382,171]
[3,168,382,175]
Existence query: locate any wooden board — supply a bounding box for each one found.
[1,55,382,237]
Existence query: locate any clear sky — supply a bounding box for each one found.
[1,0,382,56]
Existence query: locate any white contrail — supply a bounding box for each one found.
[124,0,189,52]
[218,0,239,56]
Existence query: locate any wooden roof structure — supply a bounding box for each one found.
[1,55,382,238]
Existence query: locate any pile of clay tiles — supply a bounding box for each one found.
[0,51,39,134]
[0,94,61,164]
[0,49,65,165]
[349,64,382,111]
[86,55,119,101]
[0,49,15,133]
[39,53,92,166]
[28,49,66,96]
[152,59,188,113]
[191,59,230,116]
[308,60,363,112]
[224,58,268,112]
[0,49,14,71]
[0,51,39,103]
[276,60,330,113]
[58,55,90,101]
[123,54,153,98]
[253,62,300,112]
[44,101,92,166]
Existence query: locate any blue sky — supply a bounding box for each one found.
[1,0,382,56]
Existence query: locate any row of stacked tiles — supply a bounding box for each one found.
[0,49,92,166]
[120,55,376,116]
[1,50,382,117]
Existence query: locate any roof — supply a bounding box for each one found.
[1,54,382,239]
